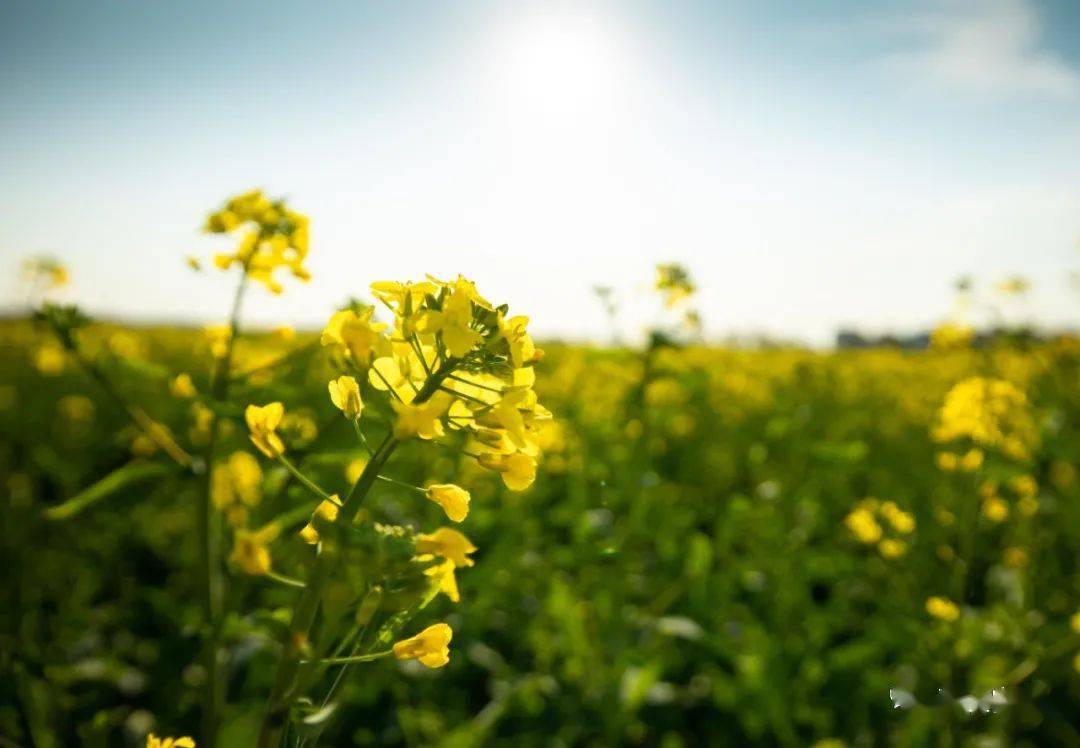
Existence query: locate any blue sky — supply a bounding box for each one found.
[2,0,1079,343]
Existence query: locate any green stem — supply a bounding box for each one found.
[376,474,426,494]
[199,260,252,747]
[277,455,339,505]
[352,419,373,455]
[308,651,392,666]
[256,360,457,746]
[266,571,307,589]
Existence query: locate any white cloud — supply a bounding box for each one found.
[881,0,1079,99]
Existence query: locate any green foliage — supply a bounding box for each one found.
[3,320,1080,745]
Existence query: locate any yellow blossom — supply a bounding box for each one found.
[35,346,66,376]
[345,457,367,484]
[170,373,197,399]
[415,527,476,568]
[425,484,471,522]
[230,524,280,575]
[146,735,195,748]
[392,623,452,668]
[930,322,973,350]
[477,451,537,491]
[300,497,340,544]
[328,375,363,419]
[204,325,232,359]
[982,496,1009,523]
[932,377,1037,460]
[844,507,882,545]
[879,501,915,534]
[321,308,387,366]
[926,596,960,622]
[424,559,462,602]
[391,395,450,440]
[878,539,907,559]
[1008,474,1037,499]
[246,402,286,458]
[959,448,984,472]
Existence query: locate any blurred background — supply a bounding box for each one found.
[3,1,1080,746]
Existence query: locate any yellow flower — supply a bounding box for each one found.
[498,313,538,369]
[415,527,476,568]
[1008,474,1037,499]
[936,452,958,472]
[34,346,66,376]
[844,507,882,545]
[981,496,1009,523]
[1069,610,1080,634]
[477,451,537,491]
[391,395,450,440]
[245,402,286,458]
[932,377,1037,460]
[926,596,960,622]
[426,484,471,522]
[655,263,696,307]
[345,457,367,484]
[423,280,482,357]
[230,524,280,575]
[211,451,263,526]
[205,191,311,292]
[879,501,916,534]
[22,256,69,289]
[300,496,340,544]
[328,375,363,419]
[170,373,197,399]
[959,448,984,472]
[878,538,907,559]
[321,308,387,366]
[424,559,462,602]
[204,325,232,359]
[146,734,195,748]
[930,322,973,350]
[392,622,452,668]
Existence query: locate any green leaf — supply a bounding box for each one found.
[43,461,173,521]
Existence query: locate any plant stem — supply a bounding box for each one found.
[277,455,339,504]
[199,263,251,747]
[256,361,456,746]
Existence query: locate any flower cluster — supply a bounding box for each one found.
[203,189,310,294]
[654,263,696,308]
[227,273,553,742]
[843,498,916,559]
[932,377,1037,461]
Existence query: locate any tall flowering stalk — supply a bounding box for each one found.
[242,276,550,745]
[195,190,311,745]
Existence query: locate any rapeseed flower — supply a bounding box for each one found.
[328,375,363,420]
[146,735,195,748]
[246,402,285,458]
[300,497,340,544]
[169,373,197,399]
[415,527,476,568]
[392,623,452,668]
[926,596,960,622]
[230,523,280,575]
[425,484,470,522]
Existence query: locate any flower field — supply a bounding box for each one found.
[2,195,1080,747]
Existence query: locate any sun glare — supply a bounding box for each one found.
[491,9,625,116]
